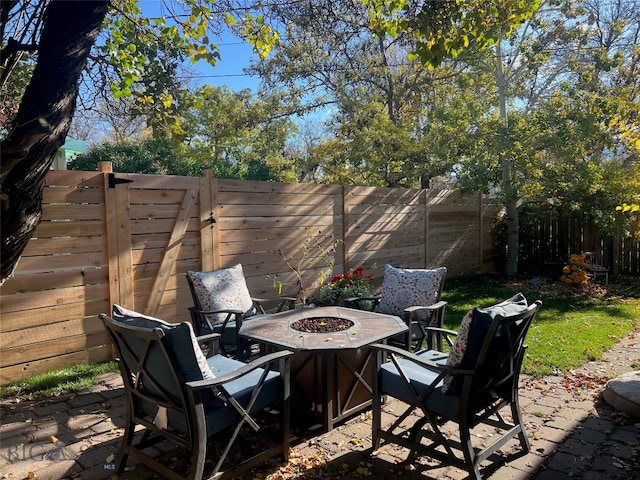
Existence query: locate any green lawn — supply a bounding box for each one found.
[441,274,640,376]
[2,274,638,399]
[0,361,118,400]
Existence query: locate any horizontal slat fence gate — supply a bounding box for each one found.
[1,166,502,383]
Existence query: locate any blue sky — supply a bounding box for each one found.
[187,36,261,91]
[139,1,260,92]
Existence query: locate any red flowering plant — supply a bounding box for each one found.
[319,266,373,305]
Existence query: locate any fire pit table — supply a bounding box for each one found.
[239,306,407,431]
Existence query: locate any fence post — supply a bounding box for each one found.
[479,191,484,271]
[423,189,429,268]
[342,184,349,272]
[199,170,218,271]
[100,161,134,310]
[612,227,620,276]
[100,162,118,312]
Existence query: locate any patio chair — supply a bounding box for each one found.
[186,264,296,357]
[101,305,292,480]
[583,251,609,284]
[346,264,447,352]
[370,294,541,480]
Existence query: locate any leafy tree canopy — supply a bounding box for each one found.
[364,0,539,67]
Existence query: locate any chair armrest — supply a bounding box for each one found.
[370,342,473,375]
[423,325,458,349]
[185,349,294,389]
[251,296,297,313]
[342,295,381,310]
[188,306,245,339]
[189,306,244,316]
[195,333,221,357]
[424,326,458,337]
[404,300,447,314]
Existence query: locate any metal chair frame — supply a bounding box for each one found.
[100,313,292,480]
[370,300,541,480]
[346,266,447,352]
[186,270,295,357]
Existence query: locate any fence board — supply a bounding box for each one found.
[31,220,106,238]
[22,236,105,256]
[0,347,111,384]
[2,332,109,367]
[0,282,107,315]
[0,301,110,333]
[44,169,104,187]
[131,231,200,250]
[16,252,107,273]
[41,204,104,220]
[43,186,104,204]
[3,317,105,351]
[0,269,107,296]
[145,189,196,316]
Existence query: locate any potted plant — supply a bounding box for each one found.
[319,267,373,306]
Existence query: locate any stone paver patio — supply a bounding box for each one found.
[1,331,638,480]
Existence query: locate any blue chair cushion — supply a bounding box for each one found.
[164,354,281,435]
[379,350,461,419]
[380,349,498,421]
[205,355,281,433]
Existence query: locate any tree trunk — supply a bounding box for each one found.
[504,196,519,276]
[0,0,109,284]
[495,42,519,277]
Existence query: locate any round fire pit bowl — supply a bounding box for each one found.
[290,317,355,333]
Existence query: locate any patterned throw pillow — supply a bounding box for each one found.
[441,293,529,395]
[378,264,447,320]
[441,310,473,394]
[186,264,255,326]
[111,305,214,380]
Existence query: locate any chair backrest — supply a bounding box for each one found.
[583,251,602,267]
[464,300,541,406]
[186,264,256,326]
[377,264,447,320]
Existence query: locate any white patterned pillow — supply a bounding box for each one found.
[187,264,255,326]
[111,305,214,380]
[378,265,447,320]
[441,309,473,394]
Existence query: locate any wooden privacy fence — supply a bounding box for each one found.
[0,164,502,383]
[518,208,640,277]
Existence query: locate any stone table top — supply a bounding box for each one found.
[239,306,407,351]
